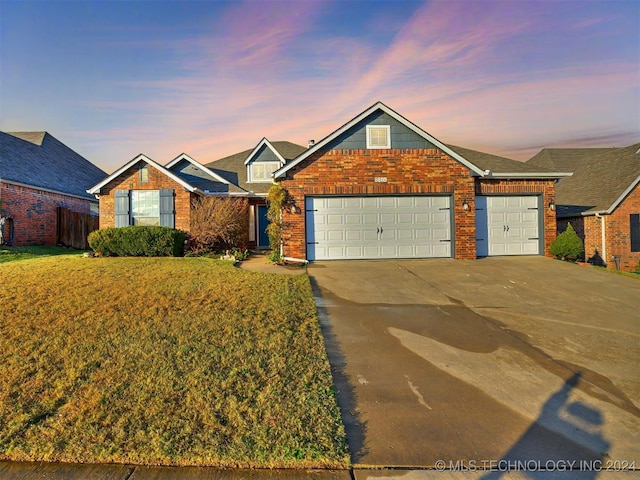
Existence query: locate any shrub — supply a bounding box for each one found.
[88,226,186,257]
[549,222,584,261]
[266,184,286,263]
[188,196,249,254]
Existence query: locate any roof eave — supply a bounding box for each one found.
[244,138,286,166]
[165,153,232,185]
[87,154,197,194]
[485,172,573,179]
[275,101,487,179]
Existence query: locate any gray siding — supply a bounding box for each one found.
[252,144,280,163]
[329,111,436,150]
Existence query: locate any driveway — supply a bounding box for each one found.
[307,257,639,474]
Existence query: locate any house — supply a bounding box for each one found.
[90,102,570,260]
[88,141,306,249]
[528,143,640,271]
[0,131,106,246]
[273,102,570,261]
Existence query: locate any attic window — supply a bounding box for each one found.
[139,165,149,183]
[366,125,391,149]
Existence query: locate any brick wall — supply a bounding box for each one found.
[279,148,477,260]
[0,181,95,246]
[98,163,194,231]
[557,185,640,271]
[605,184,640,271]
[476,178,557,256]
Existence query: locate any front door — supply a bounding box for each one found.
[257,205,270,248]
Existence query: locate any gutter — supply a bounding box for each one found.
[483,172,573,179]
[595,212,607,266]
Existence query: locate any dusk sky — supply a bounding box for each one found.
[1,0,638,173]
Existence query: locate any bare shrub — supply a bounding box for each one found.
[188,196,249,254]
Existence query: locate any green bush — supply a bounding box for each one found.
[88,226,186,257]
[549,223,584,261]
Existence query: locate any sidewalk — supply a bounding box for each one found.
[0,461,351,479]
[236,254,308,275]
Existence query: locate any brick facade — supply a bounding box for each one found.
[476,178,557,257]
[279,148,559,260]
[560,184,640,272]
[0,181,95,246]
[97,162,194,231]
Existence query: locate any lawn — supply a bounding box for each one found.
[0,245,75,263]
[0,254,348,468]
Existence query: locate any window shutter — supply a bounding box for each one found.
[159,189,175,228]
[115,190,130,227]
[631,214,640,252]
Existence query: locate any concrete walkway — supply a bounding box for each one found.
[237,254,308,275]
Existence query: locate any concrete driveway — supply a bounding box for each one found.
[307,257,639,475]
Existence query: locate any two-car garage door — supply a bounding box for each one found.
[306,196,451,260]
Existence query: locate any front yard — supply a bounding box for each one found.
[0,253,348,468]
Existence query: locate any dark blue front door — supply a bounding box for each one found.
[257,205,269,248]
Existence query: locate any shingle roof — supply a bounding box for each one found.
[0,131,106,200]
[206,141,306,194]
[446,144,556,174]
[528,144,640,217]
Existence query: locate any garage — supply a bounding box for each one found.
[305,196,452,260]
[475,196,540,256]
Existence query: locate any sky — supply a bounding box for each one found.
[1,0,638,174]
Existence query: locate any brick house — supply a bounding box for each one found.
[0,131,106,246]
[88,141,306,249]
[91,102,570,260]
[274,102,569,260]
[528,143,640,271]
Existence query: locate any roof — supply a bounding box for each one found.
[207,141,306,194]
[88,154,205,195]
[274,101,570,180]
[446,145,566,177]
[165,153,245,194]
[0,131,107,200]
[528,143,640,217]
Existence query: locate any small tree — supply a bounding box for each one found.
[188,196,249,254]
[549,222,584,262]
[266,184,286,263]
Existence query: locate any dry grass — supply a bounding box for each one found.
[0,255,348,468]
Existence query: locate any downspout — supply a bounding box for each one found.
[595,213,606,266]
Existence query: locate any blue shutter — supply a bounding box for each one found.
[631,214,640,253]
[115,190,130,227]
[159,189,175,228]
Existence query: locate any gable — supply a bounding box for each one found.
[168,159,231,193]
[327,111,437,151]
[248,144,282,164]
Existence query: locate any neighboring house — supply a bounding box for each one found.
[0,131,106,246]
[90,102,570,260]
[528,143,640,271]
[88,140,306,249]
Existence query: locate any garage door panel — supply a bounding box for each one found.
[306,196,451,260]
[477,196,540,257]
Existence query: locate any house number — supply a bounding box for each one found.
[374,177,388,183]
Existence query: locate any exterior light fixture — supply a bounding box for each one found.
[462,200,470,211]
[548,201,556,211]
[290,204,298,214]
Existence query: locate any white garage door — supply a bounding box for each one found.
[305,196,452,260]
[476,196,540,256]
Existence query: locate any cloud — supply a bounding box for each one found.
[67,0,638,172]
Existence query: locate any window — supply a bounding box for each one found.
[139,165,149,183]
[366,125,391,149]
[631,214,640,252]
[250,161,280,182]
[131,190,160,226]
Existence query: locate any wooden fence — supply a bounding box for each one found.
[57,207,99,250]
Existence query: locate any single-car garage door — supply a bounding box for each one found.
[476,196,540,256]
[305,196,452,260]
